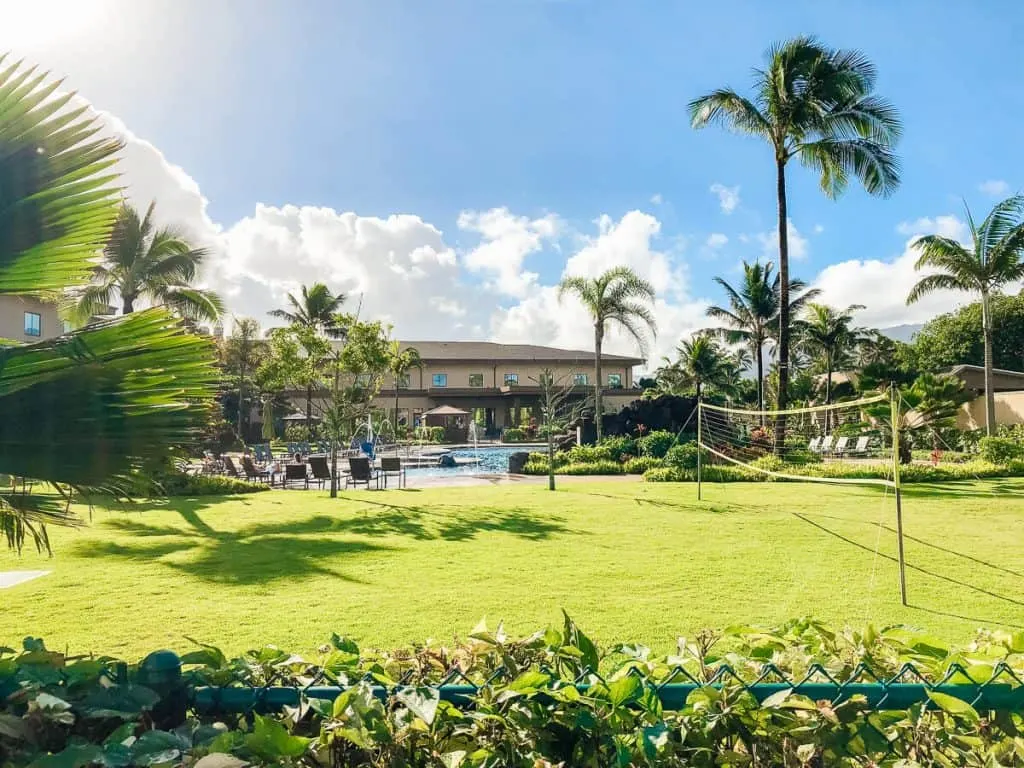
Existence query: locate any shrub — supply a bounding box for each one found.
[415,425,447,443]
[979,436,1024,464]
[146,469,268,496]
[644,458,1024,483]
[522,460,549,475]
[599,435,637,461]
[665,442,702,470]
[502,427,528,443]
[559,460,624,475]
[565,444,613,463]
[636,429,676,458]
[283,423,320,442]
[622,455,665,474]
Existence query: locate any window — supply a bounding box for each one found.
[432,373,448,388]
[23,312,41,337]
[608,373,622,388]
[573,373,588,386]
[504,373,519,386]
[468,373,484,387]
[397,373,410,389]
[62,319,73,334]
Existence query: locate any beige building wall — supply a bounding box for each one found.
[397,360,632,390]
[957,391,1024,429]
[0,295,63,342]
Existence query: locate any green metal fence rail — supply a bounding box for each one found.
[138,651,1024,721]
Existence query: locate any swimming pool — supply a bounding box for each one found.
[406,445,541,477]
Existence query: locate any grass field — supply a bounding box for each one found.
[2,479,1022,658]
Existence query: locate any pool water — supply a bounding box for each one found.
[406,445,541,477]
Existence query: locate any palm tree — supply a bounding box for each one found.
[387,342,422,436]
[75,201,224,323]
[224,318,262,439]
[907,196,1024,435]
[269,282,346,337]
[706,260,820,413]
[0,57,217,552]
[797,303,865,409]
[558,267,657,440]
[673,333,736,398]
[269,282,347,431]
[690,37,901,438]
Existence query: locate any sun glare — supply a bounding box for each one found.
[0,0,114,50]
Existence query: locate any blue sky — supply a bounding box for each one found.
[5,0,1022,360]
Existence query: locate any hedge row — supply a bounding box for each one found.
[3,618,1022,767]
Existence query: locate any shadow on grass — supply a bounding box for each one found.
[79,498,575,584]
[792,512,1024,628]
[861,479,1024,500]
[558,488,739,514]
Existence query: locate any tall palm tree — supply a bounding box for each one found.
[907,195,1024,434]
[673,333,735,398]
[269,282,346,337]
[224,317,262,439]
[690,37,901,441]
[558,266,657,440]
[796,303,865,426]
[387,342,422,435]
[706,260,820,413]
[269,282,347,431]
[75,201,224,323]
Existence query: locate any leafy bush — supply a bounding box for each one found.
[153,471,268,496]
[980,436,1024,464]
[622,455,665,474]
[598,434,637,461]
[283,423,320,442]
[636,429,676,458]
[560,459,624,475]
[665,442,702,469]
[415,425,447,443]
[502,427,528,443]
[2,619,1023,768]
[565,444,614,463]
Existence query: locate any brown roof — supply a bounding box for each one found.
[395,340,643,365]
[422,405,470,416]
[947,364,1024,392]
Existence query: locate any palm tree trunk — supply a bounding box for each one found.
[122,296,135,314]
[394,386,400,440]
[306,383,313,437]
[594,323,604,442]
[824,350,833,433]
[755,342,764,426]
[547,429,556,492]
[237,362,246,440]
[774,156,790,454]
[982,291,996,435]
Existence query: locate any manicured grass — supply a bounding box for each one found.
[2,479,1022,658]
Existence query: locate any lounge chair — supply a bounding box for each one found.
[818,435,835,455]
[241,456,271,484]
[807,436,822,453]
[833,436,850,457]
[380,457,406,488]
[222,455,242,478]
[280,462,309,489]
[346,457,380,490]
[850,436,871,456]
[308,455,332,489]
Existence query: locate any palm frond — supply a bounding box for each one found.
[906,273,971,305]
[688,88,770,136]
[160,286,225,323]
[0,58,122,294]
[797,137,900,198]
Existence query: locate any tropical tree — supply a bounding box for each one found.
[386,342,422,436]
[706,260,819,412]
[690,37,902,440]
[0,57,217,551]
[75,201,223,322]
[223,317,263,439]
[671,333,737,399]
[269,282,346,337]
[558,266,657,440]
[796,303,865,409]
[907,196,1024,434]
[865,373,970,464]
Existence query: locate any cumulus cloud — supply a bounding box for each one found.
[709,183,740,214]
[979,179,1011,197]
[706,233,728,249]
[813,215,981,328]
[756,218,809,261]
[457,207,560,298]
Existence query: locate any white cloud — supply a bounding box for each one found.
[706,233,728,249]
[429,297,467,317]
[709,183,740,214]
[457,207,560,298]
[979,179,1011,197]
[813,224,825,234]
[756,218,809,261]
[649,193,663,205]
[811,215,1003,329]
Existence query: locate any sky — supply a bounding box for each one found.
[4,0,1023,365]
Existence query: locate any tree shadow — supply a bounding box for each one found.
[861,479,1024,500]
[792,512,1024,626]
[560,488,739,514]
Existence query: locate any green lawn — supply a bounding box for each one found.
[2,479,1022,659]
